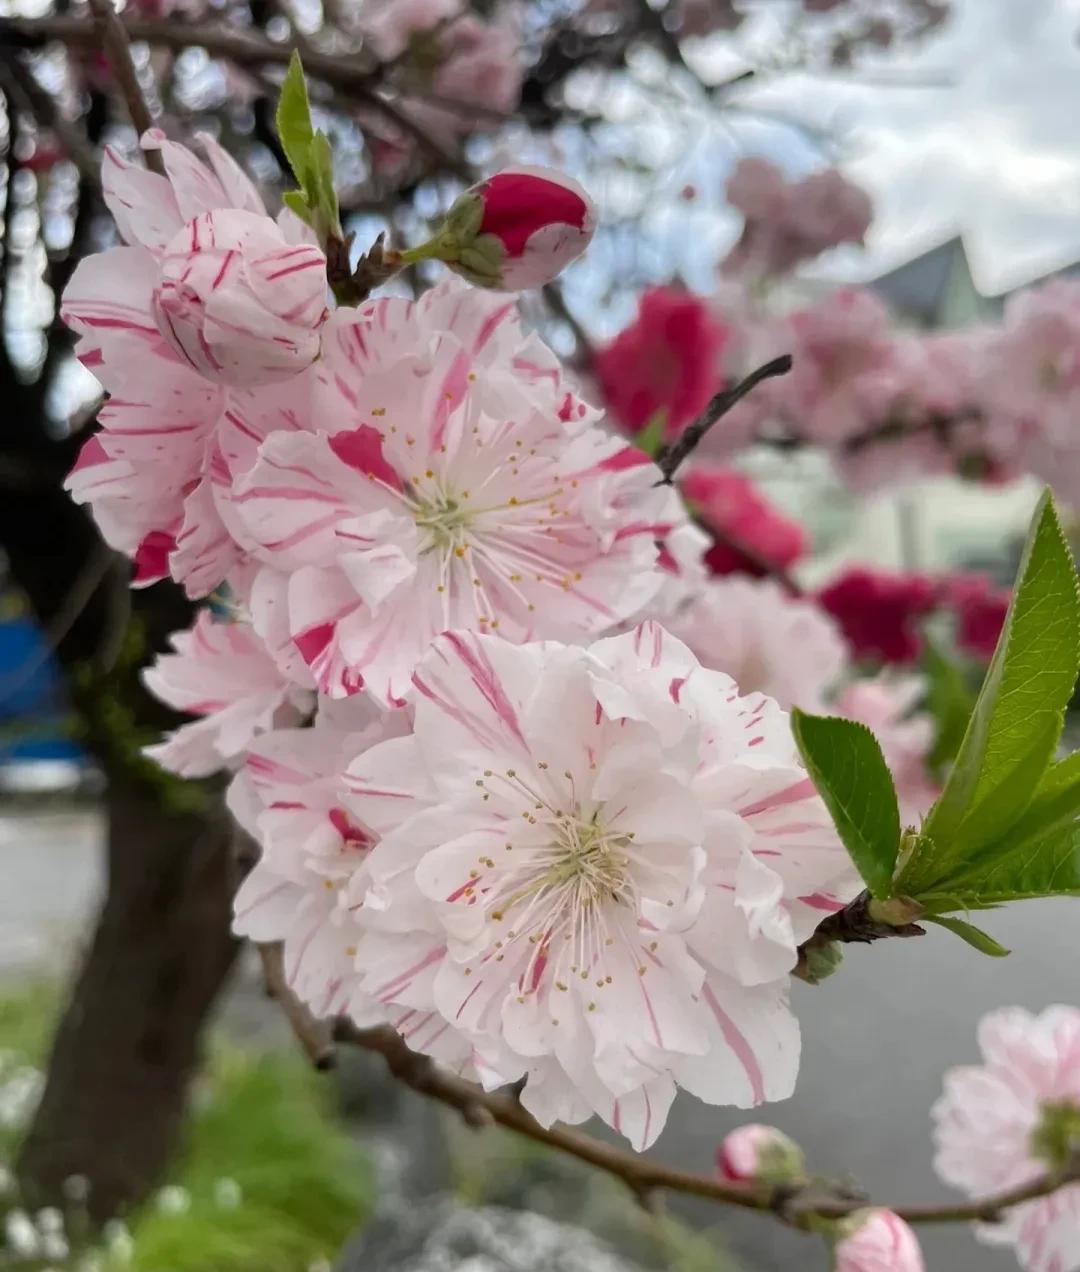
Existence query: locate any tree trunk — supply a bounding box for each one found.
[15,780,239,1221]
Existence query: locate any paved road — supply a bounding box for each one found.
[4,808,1075,1270]
[656,897,1079,1271]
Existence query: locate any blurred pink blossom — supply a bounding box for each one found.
[680,464,806,577]
[818,566,936,665]
[934,1006,1080,1272]
[833,675,938,825]
[722,157,872,280]
[594,287,729,440]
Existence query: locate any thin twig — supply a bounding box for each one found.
[255,942,336,1070]
[0,56,99,182]
[282,1007,1079,1230]
[655,354,793,484]
[794,891,926,983]
[3,14,381,99]
[83,0,163,174]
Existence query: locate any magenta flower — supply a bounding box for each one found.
[680,464,806,578]
[818,566,936,665]
[594,288,729,440]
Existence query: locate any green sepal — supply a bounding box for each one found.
[924,914,1010,957]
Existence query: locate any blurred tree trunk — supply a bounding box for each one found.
[1,362,239,1220]
[15,784,238,1221]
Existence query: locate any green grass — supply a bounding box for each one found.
[0,983,375,1271]
[115,1046,375,1272]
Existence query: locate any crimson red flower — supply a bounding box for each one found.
[942,573,1010,661]
[594,287,728,440]
[681,464,805,577]
[818,566,936,664]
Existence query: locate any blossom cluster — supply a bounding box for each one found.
[591,154,1080,514]
[65,134,871,1150]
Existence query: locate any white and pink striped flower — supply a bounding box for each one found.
[327,623,856,1149]
[233,280,686,704]
[229,696,412,1024]
[665,577,848,712]
[933,1006,1080,1272]
[142,611,314,777]
[62,130,325,596]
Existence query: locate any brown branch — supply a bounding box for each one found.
[84,0,164,175]
[794,891,925,984]
[3,14,382,100]
[0,55,99,182]
[655,354,793,484]
[281,1004,1080,1231]
[249,937,1078,1233]
[255,942,336,1070]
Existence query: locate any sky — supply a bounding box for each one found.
[732,0,1080,294]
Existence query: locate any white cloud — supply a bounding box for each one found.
[733,0,1080,293]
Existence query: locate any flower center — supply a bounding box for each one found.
[543,813,632,907]
[1031,1100,1080,1169]
[410,488,474,554]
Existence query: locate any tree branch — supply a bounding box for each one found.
[794,891,925,983]
[0,54,99,182]
[84,0,164,175]
[252,990,1080,1231]
[655,354,793,484]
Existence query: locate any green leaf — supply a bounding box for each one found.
[276,51,315,187]
[281,190,311,222]
[923,639,977,775]
[791,710,902,899]
[901,492,1080,892]
[927,821,1080,906]
[1001,750,1080,847]
[633,411,667,459]
[306,131,340,232]
[924,914,1011,957]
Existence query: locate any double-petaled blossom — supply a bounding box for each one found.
[818,567,936,665]
[151,209,327,387]
[142,611,314,777]
[666,578,847,712]
[773,289,898,446]
[833,1209,925,1272]
[232,281,688,704]
[680,465,806,578]
[942,573,1010,662]
[981,281,1080,506]
[62,130,325,596]
[230,696,410,1023]
[721,158,872,281]
[594,288,729,441]
[320,624,858,1149]
[429,167,596,291]
[933,1006,1080,1272]
[360,2,524,146]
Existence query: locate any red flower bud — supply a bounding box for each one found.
[416,166,596,291]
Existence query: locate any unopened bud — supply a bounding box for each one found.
[407,166,596,291]
[834,1209,925,1272]
[716,1124,806,1185]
